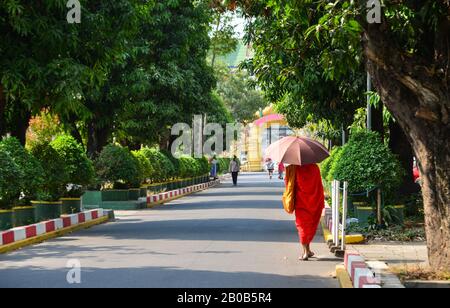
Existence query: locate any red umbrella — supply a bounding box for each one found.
[265,136,329,166]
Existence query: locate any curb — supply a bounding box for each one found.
[320,218,365,245]
[321,204,365,245]
[146,179,221,207]
[335,251,384,288]
[0,209,113,254]
[336,265,354,288]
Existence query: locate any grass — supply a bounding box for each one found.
[391,265,450,282]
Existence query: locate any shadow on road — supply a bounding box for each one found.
[0,265,338,288]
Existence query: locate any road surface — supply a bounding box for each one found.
[0,173,340,288]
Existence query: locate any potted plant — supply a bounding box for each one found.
[0,137,44,227]
[31,142,68,221]
[0,149,23,230]
[51,135,95,214]
[95,145,142,201]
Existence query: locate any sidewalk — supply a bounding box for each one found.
[347,242,428,268]
[346,241,428,288]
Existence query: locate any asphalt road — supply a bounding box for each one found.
[0,172,340,288]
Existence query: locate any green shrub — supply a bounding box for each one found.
[51,135,95,197]
[31,142,69,201]
[319,147,343,182]
[0,149,23,209]
[178,156,198,178]
[160,150,177,179]
[330,131,404,194]
[131,150,153,184]
[140,147,175,182]
[95,145,141,189]
[196,156,210,176]
[0,137,44,203]
[217,157,231,174]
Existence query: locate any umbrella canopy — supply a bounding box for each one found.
[265,136,329,166]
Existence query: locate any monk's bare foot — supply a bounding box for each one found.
[308,252,315,258]
[299,253,309,261]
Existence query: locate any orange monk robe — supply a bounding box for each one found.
[293,164,325,245]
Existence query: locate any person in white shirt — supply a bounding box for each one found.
[266,158,275,179]
[229,156,241,186]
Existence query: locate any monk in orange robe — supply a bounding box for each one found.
[285,164,325,261]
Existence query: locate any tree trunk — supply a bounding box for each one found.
[63,115,85,148]
[371,103,384,141]
[388,120,419,196]
[10,108,31,146]
[0,85,6,137]
[87,120,110,158]
[363,24,450,271]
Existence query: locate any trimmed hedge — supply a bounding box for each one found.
[320,147,343,182]
[329,131,404,194]
[51,135,95,197]
[1,136,223,205]
[0,148,23,209]
[217,157,231,174]
[0,137,44,203]
[95,144,141,189]
[31,142,69,201]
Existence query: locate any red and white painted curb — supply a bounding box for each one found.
[344,251,382,288]
[0,209,110,247]
[146,180,220,206]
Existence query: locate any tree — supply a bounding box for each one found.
[209,3,239,68]
[215,66,267,123]
[236,0,449,271]
[239,1,366,132]
[115,0,220,151]
[0,0,88,144]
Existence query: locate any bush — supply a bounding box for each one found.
[320,147,343,182]
[160,150,177,179]
[178,156,199,178]
[0,137,44,203]
[31,142,69,201]
[0,149,23,209]
[131,150,153,184]
[95,145,141,189]
[51,135,95,196]
[330,131,404,194]
[196,156,210,176]
[140,147,175,183]
[217,157,231,174]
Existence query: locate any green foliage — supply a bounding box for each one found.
[320,147,342,182]
[0,137,44,203]
[0,148,23,209]
[196,156,210,176]
[241,1,366,130]
[51,135,95,195]
[178,156,200,178]
[139,147,175,183]
[31,142,69,201]
[113,1,222,148]
[131,150,153,184]
[94,145,141,189]
[347,223,425,242]
[209,10,239,67]
[330,131,404,194]
[217,157,231,174]
[215,66,267,122]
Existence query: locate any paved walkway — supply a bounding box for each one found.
[348,242,428,268]
[0,173,340,288]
